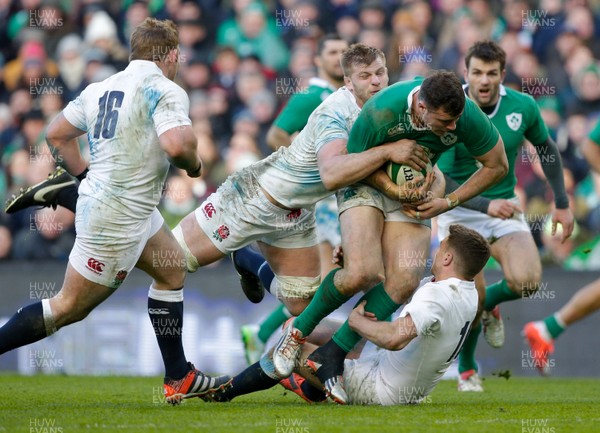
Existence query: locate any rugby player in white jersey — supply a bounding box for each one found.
[0,18,230,403]
[171,44,429,319]
[200,224,489,405]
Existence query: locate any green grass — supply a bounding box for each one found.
[2,375,600,433]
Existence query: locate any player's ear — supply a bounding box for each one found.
[443,251,453,267]
[344,75,352,89]
[500,68,507,84]
[463,67,468,83]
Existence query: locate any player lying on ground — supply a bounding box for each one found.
[271,69,509,403]
[202,224,490,405]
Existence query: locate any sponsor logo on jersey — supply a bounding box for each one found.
[440,132,457,146]
[286,209,302,220]
[202,203,216,219]
[87,258,105,274]
[506,112,522,131]
[148,308,169,315]
[212,224,230,242]
[112,270,128,288]
[387,123,405,136]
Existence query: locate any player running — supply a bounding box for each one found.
[239,34,349,365]
[523,118,600,375]
[0,18,230,403]
[202,225,490,405]
[272,69,509,403]
[435,40,574,391]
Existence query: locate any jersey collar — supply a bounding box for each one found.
[309,77,337,92]
[463,83,506,119]
[406,85,429,131]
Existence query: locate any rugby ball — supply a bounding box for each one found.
[386,160,433,188]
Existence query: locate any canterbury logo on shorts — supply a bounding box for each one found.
[86,258,105,274]
[148,308,169,315]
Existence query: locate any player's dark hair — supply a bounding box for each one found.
[317,33,346,56]
[419,70,465,118]
[130,18,179,62]
[340,43,385,76]
[465,40,506,71]
[446,224,490,280]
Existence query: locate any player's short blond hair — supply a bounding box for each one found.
[130,18,179,62]
[340,43,385,77]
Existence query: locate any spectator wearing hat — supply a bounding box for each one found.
[3,40,59,93]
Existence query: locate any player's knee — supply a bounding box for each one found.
[508,270,542,296]
[284,299,310,317]
[273,274,320,308]
[385,273,421,304]
[341,267,383,296]
[172,224,200,273]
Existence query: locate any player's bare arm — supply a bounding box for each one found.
[159,125,202,177]
[46,113,88,177]
[317,137,430,191]
[266,125,292,151]
[348,301,417,351]
[417,136,508,219]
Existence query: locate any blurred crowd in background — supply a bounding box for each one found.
[0,0,599,268]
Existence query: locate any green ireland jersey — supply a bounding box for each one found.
[273,77,336,134]
[589,119,600,145]
[346,78,499,166]
[436,85,549,199]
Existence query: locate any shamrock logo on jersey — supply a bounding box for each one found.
[506,113,522,131]
[440,132,457,146]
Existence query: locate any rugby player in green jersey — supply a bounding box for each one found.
[524,118,599,376]
[273,69,509,403]
[434,41,574,391]
[239,34,349,365]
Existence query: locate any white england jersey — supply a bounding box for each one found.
[376,277,478,405]
[62,60,192,220]
[250,87,360,209]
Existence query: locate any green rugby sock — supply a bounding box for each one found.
[458,322,482,373]
[483,279,520,311]
[257,304,291,343]
[332,283,401,353]
[543,314,565,339]
[294,269,351,336]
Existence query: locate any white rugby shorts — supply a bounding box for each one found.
[437,197,529,242]
[70,198,164,289]
[337,184,431,227]
[343,353,382,405]
[195,171,318,254]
